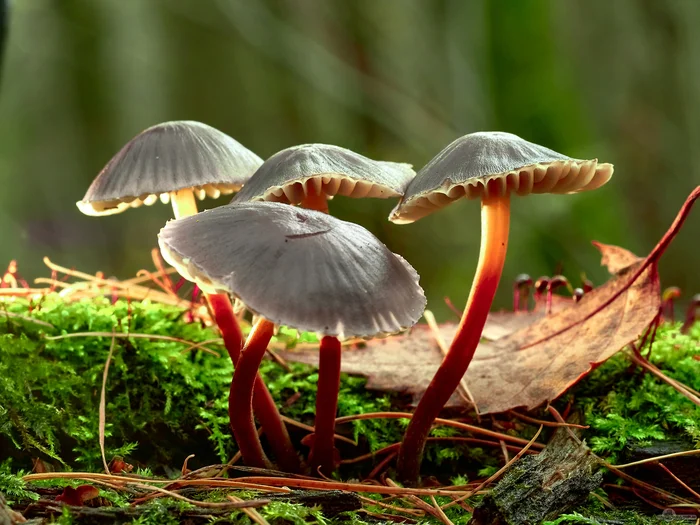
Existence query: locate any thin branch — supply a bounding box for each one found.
[99,332,117,475]
[334,412,545,450]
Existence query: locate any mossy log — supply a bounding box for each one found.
[469,428,603,525]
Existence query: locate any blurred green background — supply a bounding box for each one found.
[1,0,698,320]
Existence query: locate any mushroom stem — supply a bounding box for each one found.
[170,191,300,472]
[207,295,300,472]
[301,187,330,213]
[170,188,199,219]
[308,336,342,474]
[397,193,510,482]
[230,317,277,469]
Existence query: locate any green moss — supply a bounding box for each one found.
[2,294,699,524]
[570,322,700,462]
[0,295,402,472]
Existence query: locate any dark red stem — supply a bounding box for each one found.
[230,318,276,469]
[208,294,300,473]
[309,336,342,474]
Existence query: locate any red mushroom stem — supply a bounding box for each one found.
[172,194,299,473]
[229,317,280,469]
[397,192,510,482]
[308,336,342,474]
[207,294,300,473]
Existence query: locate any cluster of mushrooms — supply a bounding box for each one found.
[77,121,614,482]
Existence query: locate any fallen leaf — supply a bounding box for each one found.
[592,241,642,274]
[282,188,697,415]
[280,258,660,414]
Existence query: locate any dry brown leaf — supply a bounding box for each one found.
[592,241,642,274]
[280,258,660,415]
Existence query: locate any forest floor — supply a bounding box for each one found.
[1,277,699,524]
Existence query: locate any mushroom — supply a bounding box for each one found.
[512,273,532,312]
[158,202,426,473]
[662,286,682,322]
[230,143,415,213]
[76,121,301,472]
[77,121,263,218]
[389,131,614,481]
[546,275,574,314]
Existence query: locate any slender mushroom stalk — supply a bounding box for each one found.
[681,294,700,334]
[229,317,277,469]
[308,336,342,474]
[169,193,300,473]
[534,276,550,310]
[389,131,614,482]
[396,192,510,481]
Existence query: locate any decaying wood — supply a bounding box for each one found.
[469,427,602,525]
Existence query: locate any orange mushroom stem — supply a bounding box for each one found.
[308,336,342,474]
[397,192,510,482]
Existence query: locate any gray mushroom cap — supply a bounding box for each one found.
[158,201,426,339]
[77,121,264,216]
[231,143,415,205]
[390,131,614,224]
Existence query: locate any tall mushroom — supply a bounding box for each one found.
[76,122,303,472]
[230,143,415,469]
[390,131,614,481]
[158,202,426,473]
[230,143,415,213]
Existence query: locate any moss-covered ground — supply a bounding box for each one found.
[1,294,698,523]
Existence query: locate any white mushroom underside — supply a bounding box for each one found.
[253,174,401,204]
[392,160,614,224]
[76,183,242,216]
[158,222,422,341]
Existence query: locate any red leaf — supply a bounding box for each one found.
[56,485,100,506]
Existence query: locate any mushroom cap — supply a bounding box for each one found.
[77,121,263,216]
[390,131,614,224]
[158,201,426,340]
[231,143,415,205]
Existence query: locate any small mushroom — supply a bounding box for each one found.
[158,202,426,473]
[230,143,415,213]
[76,122,301,472]
[662,286,682,322]
[390,131,614,481]
[77,120,263,218]
[512,273,532,312]
[546,275,574,314]
[681,294,700,334]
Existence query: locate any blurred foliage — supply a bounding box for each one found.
[0,0,699,320]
